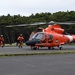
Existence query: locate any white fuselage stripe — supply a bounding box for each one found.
[67,35,73,42]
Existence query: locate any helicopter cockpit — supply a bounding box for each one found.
[26,32,46,46]
[33,32,46,40]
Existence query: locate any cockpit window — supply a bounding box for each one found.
[34,33,45,40]
[48,34,54,40]
[48,34,54,43]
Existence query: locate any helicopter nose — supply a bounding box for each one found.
[26,40,40,46]
[25,40,36,46]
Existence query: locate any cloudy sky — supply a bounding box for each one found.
[0,0,75,16]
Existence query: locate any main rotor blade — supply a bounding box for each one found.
[6,21,75,27]
[29,22,46,25]
[6,22,47,27]
[6,24,29,27]
[55,22,75,25]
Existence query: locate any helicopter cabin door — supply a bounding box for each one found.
[41,33,46,43]
[48,34,54,43]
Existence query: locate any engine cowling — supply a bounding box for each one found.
[51,28,64,34]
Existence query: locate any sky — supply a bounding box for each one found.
[0,0,75,16]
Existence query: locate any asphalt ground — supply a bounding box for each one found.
[0,45,75,56]
[0,45,75,75]
[0,54,75,75]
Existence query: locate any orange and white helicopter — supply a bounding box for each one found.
[6,21,75,50]
[25,21,75,50]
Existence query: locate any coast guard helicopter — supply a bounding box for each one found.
[6,21,75,50]
[25,21,75,50]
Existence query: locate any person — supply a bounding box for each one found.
[28,32,35,49]
[29,32,35,40]
[0,35,4,47]
[17,34,24,48]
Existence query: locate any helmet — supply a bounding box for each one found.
[1,35,3,37]
[20,34,22,36]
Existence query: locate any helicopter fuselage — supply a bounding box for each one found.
[25,24,75,49]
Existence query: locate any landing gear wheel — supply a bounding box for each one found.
[52,47,54,49]
[59,45,62,50]
[59,47,62,50]
[30,46,37,50]
[33,46,37,50]
[48,47,51,49]
[31,46,39,50]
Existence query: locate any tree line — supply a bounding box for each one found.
[0,11,75,44]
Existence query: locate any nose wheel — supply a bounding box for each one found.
[48,47,51,49]
[59,45,62,50]
[48,47,55,50]
[59,47,62,50]
[31,46,39,50]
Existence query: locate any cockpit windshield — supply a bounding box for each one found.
[33,32,45,40]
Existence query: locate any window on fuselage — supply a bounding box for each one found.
[48,34,54,39]
[48,34,54,43]
[34,33,46,40]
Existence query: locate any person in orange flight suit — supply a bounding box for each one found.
[17,34,24,48]
[0,35,4,47]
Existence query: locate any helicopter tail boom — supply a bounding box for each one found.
[72,35,75,42]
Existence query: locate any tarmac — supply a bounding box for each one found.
[0,45,75,56]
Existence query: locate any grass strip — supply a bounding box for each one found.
[0,51,75,57]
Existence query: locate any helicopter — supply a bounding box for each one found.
[25,21,75,50]
[6,21,75,50]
